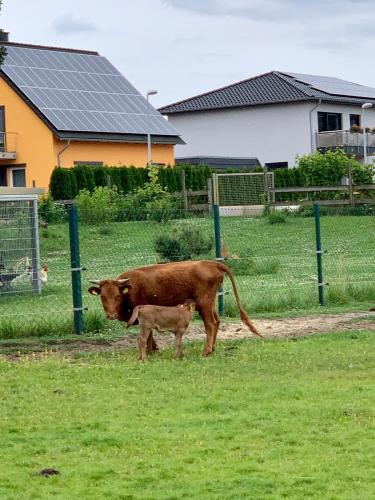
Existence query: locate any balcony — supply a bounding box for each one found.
[316,130,375,157]
[0,132,17,160]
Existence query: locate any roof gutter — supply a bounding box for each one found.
[57,139,71,167]
[309,99,322,152]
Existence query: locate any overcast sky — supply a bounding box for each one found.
[2,0,375,108]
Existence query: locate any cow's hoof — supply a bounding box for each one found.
[202,350,213,357]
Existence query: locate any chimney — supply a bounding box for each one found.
[0,31,9,43]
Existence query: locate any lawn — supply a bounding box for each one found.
[0,330,374,499]
[1,212,375,338]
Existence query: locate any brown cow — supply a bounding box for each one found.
[88,260,262,357]
[128,300,196,361]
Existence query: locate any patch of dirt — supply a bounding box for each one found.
[1,311,374,361]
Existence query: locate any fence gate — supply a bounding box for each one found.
[0,194,41,296]
[212,171,274,216]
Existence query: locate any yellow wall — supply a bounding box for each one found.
[0,76,175,189]
[0,77,55,188]
[54,139,175,170]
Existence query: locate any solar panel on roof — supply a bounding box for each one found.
[286,72,375,99]
[1,45,179,137]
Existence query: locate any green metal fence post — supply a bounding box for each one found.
[68,203,85,334]
[213,203,224,315]
[314,203,324,306]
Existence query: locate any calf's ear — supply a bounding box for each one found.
[88,286,101,296]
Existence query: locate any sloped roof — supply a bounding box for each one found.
[0,42,182,144]
[160,71,375,115]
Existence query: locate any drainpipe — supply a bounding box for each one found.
[309,99,322,153]
[57,139,71,167]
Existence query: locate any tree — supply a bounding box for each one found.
[0,1,7,66]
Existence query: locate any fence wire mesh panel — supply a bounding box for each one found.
[216,207,317,314]
[319,206,375,306]
[79,207,214,333]
[0,198,39,297]
[213,172,274,211]
[0,197,73,338]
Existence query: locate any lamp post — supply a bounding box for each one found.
[146,90,158,166]
[362,102,373,165]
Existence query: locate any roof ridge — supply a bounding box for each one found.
[0,41,99,56]
[159,70,277,112]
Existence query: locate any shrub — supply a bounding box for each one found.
[155,226,213,261]
[76,186,121,224]
[49,167,77,200]
[267,211,287,224]
[296,150,373,186]
[72,165,96,193]
[38,194,67,224]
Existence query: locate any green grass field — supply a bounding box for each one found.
[1,213,375,339]
[0,331,374,499]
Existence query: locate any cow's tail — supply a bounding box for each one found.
[127,306,140,328]
[219,263,264,338]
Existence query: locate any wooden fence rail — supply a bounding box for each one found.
[269,183,375,207]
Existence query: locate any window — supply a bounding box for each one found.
[318,112,342,132]
[74,161,104,166]
[10,167,26,187]
[265,162,288,170]
[350,114,361,128]
[0,167,6,186]
[0,106,5,152]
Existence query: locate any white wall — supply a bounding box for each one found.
[168,101,375,167]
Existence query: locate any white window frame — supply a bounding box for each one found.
[9,166,26,187]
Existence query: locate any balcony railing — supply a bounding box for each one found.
[0,132,17,159]
[316,130,375,157]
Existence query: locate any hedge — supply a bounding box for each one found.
[49,164,214,200]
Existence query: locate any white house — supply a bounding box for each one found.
[159,71,375,168]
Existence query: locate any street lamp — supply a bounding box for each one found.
[146,90,158,166]
[362,102,373,165]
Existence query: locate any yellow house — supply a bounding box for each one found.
[0,36,183,189]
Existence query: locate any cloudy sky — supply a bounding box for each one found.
[2,0,375,108]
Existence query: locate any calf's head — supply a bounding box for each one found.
[88,278,131,320]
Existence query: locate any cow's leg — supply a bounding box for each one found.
[146,332,158,353]
[138,328,151,361]
[199,304,216,357]
[174,329,184,359]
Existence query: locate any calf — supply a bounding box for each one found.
[128,300,196,361]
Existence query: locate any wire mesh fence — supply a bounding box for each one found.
[213,171,274,208]
[1,197,375,340]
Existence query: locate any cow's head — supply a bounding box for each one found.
[88,278,131,320]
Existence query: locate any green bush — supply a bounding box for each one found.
[38,194,67,224]
[49,167,77,200]
[155,225,213,261]
[267,211,287,224]
[296,150,372,186]
[76,186,121,224]
[72,165,96,193]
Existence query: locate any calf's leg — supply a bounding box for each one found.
[174,328,185,359]
[138,327,152,361]
[146,332,158,353]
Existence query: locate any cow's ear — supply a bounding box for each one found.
[88,286,101,296]
[118,283,132,294]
